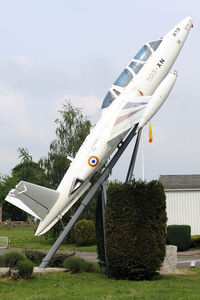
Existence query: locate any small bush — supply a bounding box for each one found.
[17,260,34,280]
[190,235,200,248]
[2,252,26,268]
[63,256,96,273]
[74,219,96,246]
[167,225,191,251]
[50,253,75,268]
[82,261,96,273]
[63,257,85,273]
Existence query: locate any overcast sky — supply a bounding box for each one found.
[0,0,199,182]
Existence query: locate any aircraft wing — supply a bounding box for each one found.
[6,181,60,220]
[108,95,150,144]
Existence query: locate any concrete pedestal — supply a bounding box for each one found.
[159,245,177,274]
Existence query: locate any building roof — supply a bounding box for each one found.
[159,174,200,190]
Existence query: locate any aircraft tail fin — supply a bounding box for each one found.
[6,181,60,221]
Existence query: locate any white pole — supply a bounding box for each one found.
[142,129,145,181]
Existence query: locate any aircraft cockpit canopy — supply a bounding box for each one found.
[134,45,152,61]
[101,40,162,109]
[114,68,133,88]
[129,61,143,74]
[112,44,153,90]
[149,39,162,51]
[101,91,116,109]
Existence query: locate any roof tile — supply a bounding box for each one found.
[159,174,200,189]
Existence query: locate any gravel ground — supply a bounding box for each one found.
[177,249,200,268]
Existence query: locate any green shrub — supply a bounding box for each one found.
[105,180,167,280]
[190,235,200,248]
[82,261,96,273]
[167,225,191,251]
[63,256,85,273]
[17,260,34,279]
[50,253,76,268]
[63,256,96,273]
[74,219,96,246]
[2,251,26,268]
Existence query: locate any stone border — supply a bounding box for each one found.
[0,267,66,276]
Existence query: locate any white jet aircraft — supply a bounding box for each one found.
[6,17,193,236]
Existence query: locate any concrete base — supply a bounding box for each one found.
[33,267,66,274]
[159,245,177,274]
[0,267,66,277]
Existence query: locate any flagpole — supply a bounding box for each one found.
[142,129,145,181]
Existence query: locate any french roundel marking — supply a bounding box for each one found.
[88,156,99,167]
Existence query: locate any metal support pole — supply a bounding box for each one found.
[39,125,138,268]
[141,129,145,181]
[125,129,142,183]
[101,181,109,274]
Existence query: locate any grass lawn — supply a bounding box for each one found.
[0,269,200,300]
[1,227,200,299]
[0,227,97,252]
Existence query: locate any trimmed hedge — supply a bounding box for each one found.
[190,235,200,248]
[105,180,167,280]
[74,219,96,246]
[167,225,191,251]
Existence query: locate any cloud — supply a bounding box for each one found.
[14,55,38,69]
[62,94,101,115]
[0,56,104,175]
[0,83,28,134]
[0,56,79,100]
[0,82,57,173]
[0,148,18,176]
[0,82,51,140]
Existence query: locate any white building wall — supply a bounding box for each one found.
[165,189,200,235]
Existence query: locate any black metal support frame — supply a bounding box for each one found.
[101,181,109,273]
[125,129,142,183]
[39,125,140,268]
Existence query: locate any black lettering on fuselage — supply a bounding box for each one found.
[173,27,180,37]
[157,58,165,68]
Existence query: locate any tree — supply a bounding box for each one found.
[1,148,49,221]
[17,147,32,163]
[0,174,21,220]
[40,101,93,242]
[39,101,91,188]
[1,101,95,232]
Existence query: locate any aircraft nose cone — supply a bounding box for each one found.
[168,16,193,44]
[165,16,193,41]
[186,16,193,24]
[179,16,193,29]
